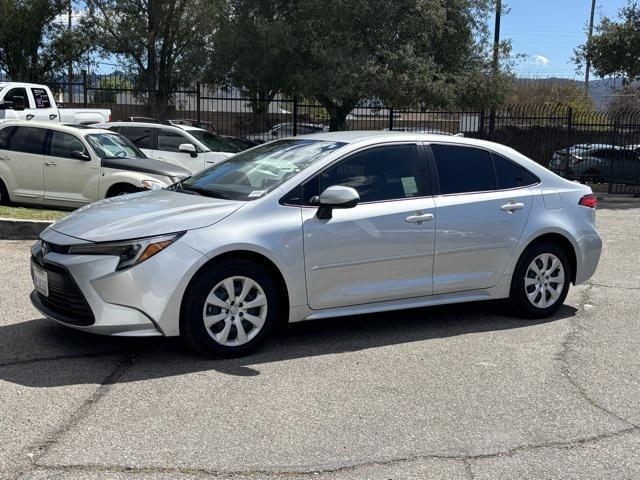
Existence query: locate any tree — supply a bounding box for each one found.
[206,0,296,131]
[0,0,70,81]
[287,0,507,130]
[607,83,640,113]
[81,0,216,119]
[576,1,640,82]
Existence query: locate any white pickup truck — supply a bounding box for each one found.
[0,82,111,125]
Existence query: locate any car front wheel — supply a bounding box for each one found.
[181,259,279,357]
[510,241,571,318]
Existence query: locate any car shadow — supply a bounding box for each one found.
[0,300,577,387]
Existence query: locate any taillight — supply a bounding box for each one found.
[579,194,597,208]
[108,114,113,122]
[571,155,583,165]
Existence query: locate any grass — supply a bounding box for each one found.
[0,205,69,221]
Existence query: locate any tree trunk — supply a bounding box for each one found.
[316,95,358,132]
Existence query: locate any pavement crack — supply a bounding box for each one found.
[0,351,126,369]
[589,282,640,291]
[557,281,640,429]
[13,354,138,480]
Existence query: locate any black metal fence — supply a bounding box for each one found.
[4,71,640,193]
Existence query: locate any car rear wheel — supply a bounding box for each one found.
[510,241,571,319]
[0,179,9,205]
[181,259,279,357]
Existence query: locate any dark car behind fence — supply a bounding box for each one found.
[16,71,640,194]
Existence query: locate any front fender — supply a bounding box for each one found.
[98,169,171,198]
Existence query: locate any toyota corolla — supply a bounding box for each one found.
[30,132,602,356]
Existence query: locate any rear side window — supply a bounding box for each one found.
[431,144,495,194]
[31,88,52,108]
[120,127,153,149]
[49,131,87,158]
[8,127,47,154]
[302,144,426,204]
[493,154,524,189]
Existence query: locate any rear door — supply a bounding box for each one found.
[44,130,100,206]
[301,143,436,309]
[429,144,535,294]
[3,126,47,203]
[29,88,59,121]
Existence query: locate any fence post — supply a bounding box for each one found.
[488,107,496,140]
[609,119,619,193]
[478,109,485,137]
[82,70,88,107]
[196,81,201,123]
[293,96,298,136]
[388,108,394,131]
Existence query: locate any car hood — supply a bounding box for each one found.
[102,157,191,179]
[49,189,244,242]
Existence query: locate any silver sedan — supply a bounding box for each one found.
[30,132,602,356]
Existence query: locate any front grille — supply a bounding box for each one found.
[32,258,95,326]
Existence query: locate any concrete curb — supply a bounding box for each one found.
[0,217,52,240]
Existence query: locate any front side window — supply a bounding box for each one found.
[0,126,14,149]
[178,139,346,201]
[31,88,52,108]
[431,144,495,194]
[49,131,87,158]
[86,133,146,159]
[120,127,153,149]
[158,130,190,152]
[8,127,46,154]
[188,130,240,153]
[302,144,425,204]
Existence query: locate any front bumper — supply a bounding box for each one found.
[30,230,207,337]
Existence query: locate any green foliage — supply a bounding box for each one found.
[506,80,596,113]
[92,76,132,104]
[286,0,509,130]
[0,0,71,80]
[577,1,640,82]
[81,0,217,119]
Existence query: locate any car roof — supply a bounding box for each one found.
[99,121,187,131]
[0,120,112,136]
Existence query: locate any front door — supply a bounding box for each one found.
[302,143,436,310]
[154,129,204,173]
[429,144,534,294]
[44,130,100,206]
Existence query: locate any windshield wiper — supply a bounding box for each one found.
[178,185,233,199]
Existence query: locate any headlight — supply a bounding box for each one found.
[67,233,184,270]
[141,179,166,190]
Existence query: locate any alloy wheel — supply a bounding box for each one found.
[524,253,565,309]
[202,276,268,346]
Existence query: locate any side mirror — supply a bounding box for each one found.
[11,96,25,111]
[179,143,197,157]
[271,129,278,137]
[314,185,360,220]
[71,150,91,161]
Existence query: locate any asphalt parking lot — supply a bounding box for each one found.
[1,203,639,480]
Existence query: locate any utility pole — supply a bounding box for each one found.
[492,0,502,75]
[67,0,73,104]
[585,0,596,98]
[489,0,501,139]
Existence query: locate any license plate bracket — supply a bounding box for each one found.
[32,264,49,297]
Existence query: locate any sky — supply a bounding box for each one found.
[491,0,628,79]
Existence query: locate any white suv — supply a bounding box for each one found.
[98,122,240,174]
[0,122,190,208]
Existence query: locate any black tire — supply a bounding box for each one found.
[181,259,280,357]
[510,241,571,319]
[107,184,139,197]
[0,179,9,205]
[580,169,602,184]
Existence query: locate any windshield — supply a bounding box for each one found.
[177,139,346,201]
[189,130,241,154]
[86,133,146,159]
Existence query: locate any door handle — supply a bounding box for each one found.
[26,114,35,120]
[500,201,524,213]
[45,161,57,167]
[0,155,9,161]
[49,114,58,120]
[405,213,434,224]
